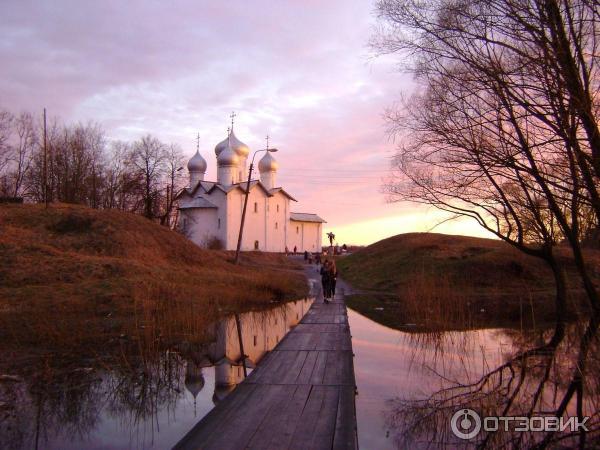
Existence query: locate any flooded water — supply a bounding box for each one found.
[348,308,600,449]
[0,298,313,450]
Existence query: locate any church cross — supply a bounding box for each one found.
[265,135,270,150]
[196,133,200,152]
[230,111,236,129]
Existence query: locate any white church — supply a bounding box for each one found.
[177,126,325,253]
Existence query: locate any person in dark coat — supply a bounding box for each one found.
[320,260,332,303]
[329,260,338,297]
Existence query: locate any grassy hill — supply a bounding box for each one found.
[337,233,598,331]
[0,203,307,360]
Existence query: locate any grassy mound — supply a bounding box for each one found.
[0,203,307,356]
[338,233,597,331]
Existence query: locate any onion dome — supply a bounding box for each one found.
[258,151,278,172]
[229,130,250,158]
[214,136,229,157]
[217,143,239,166]
[187,150,207,173]
[185,367,205,399]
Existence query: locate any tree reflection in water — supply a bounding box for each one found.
[0,298,313,449]
[385,321,600,449]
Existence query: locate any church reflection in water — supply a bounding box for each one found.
[0,298,314,450]
[184,297,313,405]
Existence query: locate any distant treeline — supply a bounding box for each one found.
[0,108,187,225]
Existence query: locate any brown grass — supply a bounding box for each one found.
[0,203,308,364]
[339,233,599,331]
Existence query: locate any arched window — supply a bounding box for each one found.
[217,218,221,229]
[275,222,278,229]
[254,240,259,250]
[276,204,279,212]
[254,202,258,213]
[296,226,299,234]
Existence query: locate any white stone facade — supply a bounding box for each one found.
[177,129,325,253]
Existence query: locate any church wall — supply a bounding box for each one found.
[266,192,288,252]
[182,208,219,248]
[225,187,270,251]
[287,221,322,253]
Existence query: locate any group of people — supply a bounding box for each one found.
[320,259,337,304]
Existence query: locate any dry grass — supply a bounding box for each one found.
[0,203,308,364]
[339,233,599,331]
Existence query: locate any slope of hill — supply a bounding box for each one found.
[337,233,597,330]
[0,203,307,354]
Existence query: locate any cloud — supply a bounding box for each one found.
[0,0,441,245]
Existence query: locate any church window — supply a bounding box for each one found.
[254,202,258,213]
[253,335,257,346]
[296,226,299,234]
[218,218,221,229]
[276,204,279,212]
[254,240,259,250]
[275,222,278,230]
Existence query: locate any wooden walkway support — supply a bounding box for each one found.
[175,274,358,450]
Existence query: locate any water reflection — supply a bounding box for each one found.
[0,298,313,449]
[348,309,600,449]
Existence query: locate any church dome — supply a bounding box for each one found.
[217,144,239,166]
[229,130,250,158]
[214,136,229,157]
[258,151,278,172]
[187,150,207,173]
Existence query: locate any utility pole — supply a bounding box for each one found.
[234,147,278,264]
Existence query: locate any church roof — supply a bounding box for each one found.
[290,212,327,223]
[178,197,218,210]
[270,187,297,201]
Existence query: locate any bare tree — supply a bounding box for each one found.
[374,1,600,447]
[129,135,167,219]
[160,143,185,227]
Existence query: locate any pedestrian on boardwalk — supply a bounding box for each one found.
[285,246,289,256]
[316,252,321,266]
[329,260,338,298]
[320,260,332,303]
[293,245,297,254]
[304,250,308,262]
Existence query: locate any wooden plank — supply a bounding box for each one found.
[201,384,287,450]
[174,383,258,449]
[175,270,358,449]
[333,387,358,450]
[312,386,341,450]
[265,384,312,450]
[245,384,298,449]
[310,350,328,385]
[288,385,328,450]
[296,350,319,384]
[281,350,309,384]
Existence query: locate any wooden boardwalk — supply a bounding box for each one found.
[174,273,358,450]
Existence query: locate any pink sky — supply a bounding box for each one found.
[0,0,491,245]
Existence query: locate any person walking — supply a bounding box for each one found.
[320,260,332,303]
[329,260,338,298]
[304,250,309,262]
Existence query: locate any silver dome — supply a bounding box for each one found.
[217,144,239,166]
[215,130,250,158]
[214,136,229,157]
[229,130,250,158]
[187,150,207,173]
[258,151,278,172]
